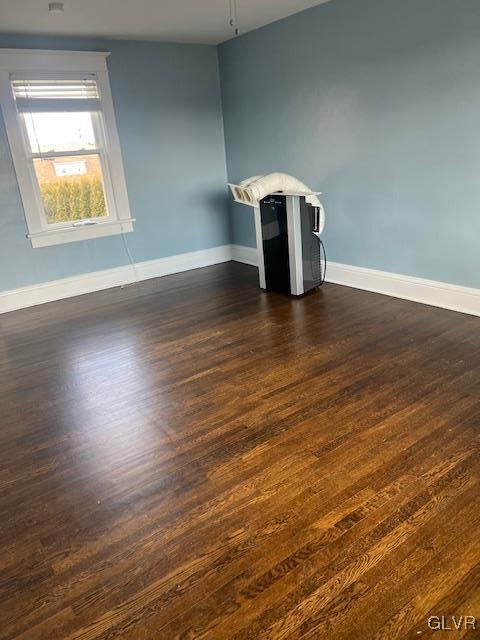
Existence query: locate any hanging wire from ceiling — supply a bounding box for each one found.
[228,0,240,36]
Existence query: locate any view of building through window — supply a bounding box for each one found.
[24,112,108,224]
[33,155,107,224]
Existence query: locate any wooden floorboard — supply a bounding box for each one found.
[0,261,479,639]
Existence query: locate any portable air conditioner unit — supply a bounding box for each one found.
[228,173,326,296]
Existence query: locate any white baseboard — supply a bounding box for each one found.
[231,244,258,266]
[231,244,480,317]
[0,244,232,314]
[2,243,479,317]
[326,262,480,317]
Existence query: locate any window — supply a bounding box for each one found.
[0,50,134,247]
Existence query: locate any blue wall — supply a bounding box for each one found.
[0,34,229,291]
[3,0,480,293]
[219,0,480,288]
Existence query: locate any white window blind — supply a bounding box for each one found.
[10,74,101,112]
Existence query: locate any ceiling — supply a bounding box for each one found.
[0,0,331,45]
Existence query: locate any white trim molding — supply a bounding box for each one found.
[231,244,258,266]
[27,219,135,248]
[326,262,480,317]
[0,245,232,314]
[231,244,480,318]
[0,49,110,72]
[2,244,479,317]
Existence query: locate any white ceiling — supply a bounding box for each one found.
[0,0,331,45]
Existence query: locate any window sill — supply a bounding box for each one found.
[28,218,135,248]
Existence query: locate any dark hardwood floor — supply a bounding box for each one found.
[1,261,479,639]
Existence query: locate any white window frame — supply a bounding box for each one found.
[0,49,134,248]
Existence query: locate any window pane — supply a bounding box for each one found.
[23,112,97,154]
[33,154,108,224]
